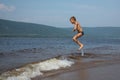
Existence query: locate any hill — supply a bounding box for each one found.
[0,19,71,37]
[0,19,120,38]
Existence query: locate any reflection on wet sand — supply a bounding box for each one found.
[75,57,88,80]
[40,53,120,80]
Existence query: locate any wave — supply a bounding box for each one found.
[0,57,74,80]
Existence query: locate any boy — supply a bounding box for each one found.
[70,16,84,50]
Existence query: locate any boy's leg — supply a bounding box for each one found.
[73,33,83,50]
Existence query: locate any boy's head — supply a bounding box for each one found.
[70,16,76,24]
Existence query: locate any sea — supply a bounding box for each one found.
[0,37,120,80]
[0,37,120,53]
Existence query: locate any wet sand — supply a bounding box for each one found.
[32,53,120,80]
[42,64,120,80]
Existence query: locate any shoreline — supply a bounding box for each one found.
[0,46,120,80]
[33,53,120,80]
[1,52,119,80]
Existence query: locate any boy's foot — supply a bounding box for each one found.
[78,44,83,50]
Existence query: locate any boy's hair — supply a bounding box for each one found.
[70,16,76,21]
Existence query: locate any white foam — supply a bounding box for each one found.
[0,58,74,80]
[39,58,74,71]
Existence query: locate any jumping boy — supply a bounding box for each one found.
[70,16,84,50]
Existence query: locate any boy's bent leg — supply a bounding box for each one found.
[73,33,82,42]
[73,34,84,50]
[76,33,84,50]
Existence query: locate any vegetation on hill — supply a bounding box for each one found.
[0,19,120,38]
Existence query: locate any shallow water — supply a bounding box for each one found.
[0,37,120,75]
[0,37,120,52]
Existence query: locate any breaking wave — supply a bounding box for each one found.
[0,58,74,80]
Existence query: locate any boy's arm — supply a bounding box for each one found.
[73,24,77,32]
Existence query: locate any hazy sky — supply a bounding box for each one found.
[0,0,120,27]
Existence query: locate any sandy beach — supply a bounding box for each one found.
[41,64,120,80]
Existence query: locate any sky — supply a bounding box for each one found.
[0,0,120,27]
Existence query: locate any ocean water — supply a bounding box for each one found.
[0,37,120,52]
[0,37,120,65]
[0,37,120,80]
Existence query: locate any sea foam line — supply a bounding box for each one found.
[0,58,74,80]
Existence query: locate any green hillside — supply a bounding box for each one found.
[0,19,120,38]
[0,19,71,37]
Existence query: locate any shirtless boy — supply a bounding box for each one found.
[70,16,84,50]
